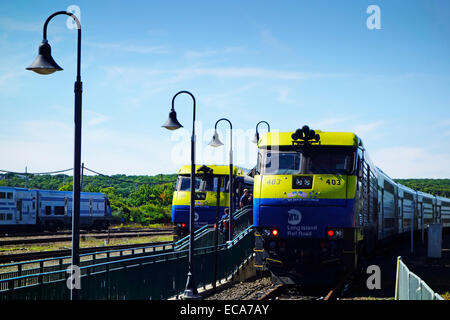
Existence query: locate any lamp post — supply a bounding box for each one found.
[252,121,271,144]
[162,90,201,300]
[208,118,234,242]
[27,11,82,300]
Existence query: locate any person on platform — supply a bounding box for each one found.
[239,189,253,208]
[219,208,236,242]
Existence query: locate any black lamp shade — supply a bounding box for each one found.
[26,40,63,75]
[162,109,183,130]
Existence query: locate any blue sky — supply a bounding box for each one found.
[0,0,449,178]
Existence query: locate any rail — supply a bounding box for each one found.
[0,229,173,246]
[0,241,173,264]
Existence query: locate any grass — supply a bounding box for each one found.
[110,222,173,229]
[441,292,450,300]
[0,235,174,255]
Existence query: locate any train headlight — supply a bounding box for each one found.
[292,176,313,189]
[262,228,279,238]
[326,228,344,239]
[177,223,187,229]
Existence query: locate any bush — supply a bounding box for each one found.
[139,204,171,224]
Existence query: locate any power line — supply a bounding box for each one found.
[0,168,73,175]
[0,166,175,187]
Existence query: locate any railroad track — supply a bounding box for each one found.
[0,227,173,238]
[0,241,174,264]
[0,229,174,246]
[256,272,353,300]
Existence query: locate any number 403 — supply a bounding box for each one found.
[325,179,341,186]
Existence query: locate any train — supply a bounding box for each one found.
[253,126,450,284]
[0,186,112,233]
[171,164,253,240]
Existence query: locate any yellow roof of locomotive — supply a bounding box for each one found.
[258,131,361,148]
[177,165,246,176]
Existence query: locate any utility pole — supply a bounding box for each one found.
[80,162,84,192]
[25,166,28,189]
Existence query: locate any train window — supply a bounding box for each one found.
[54,206,65,215]
[6,213,12,220]
[45,206,52,215]
[0,213,4,221]
[176,176,202,191]
[200,176,229,192]
[0,192,5,199]
[306,147,355,175]
[260,150,301,175]
[7,193,13,199]
[259,147,355,175]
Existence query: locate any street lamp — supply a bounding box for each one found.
[162,91,201,300]
[208,118,234,242]
[27,11,82,300]
[251,121,271,144]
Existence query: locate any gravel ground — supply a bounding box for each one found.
[205,276,331,300]
[205,277,275,300]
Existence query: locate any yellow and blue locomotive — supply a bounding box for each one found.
[253,126,450,284]
[171,164,253,239]
[253,126,377,284]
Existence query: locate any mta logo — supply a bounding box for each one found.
[288,209,302,226]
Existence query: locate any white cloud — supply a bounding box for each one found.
[371,146,450,178]
[0,119,178,175]
[351,121,384,137]
[189,67,303,79]
[0,17,40,32]
[259,27,288,50]
[87,41,169,54]
[101,66,348,91]
[184,46,248,58]
[276,88,294,104]
[202,83,260,109]
[85,110,110,126]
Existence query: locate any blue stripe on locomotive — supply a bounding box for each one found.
[254,198,356,238]
[172,204,227,228]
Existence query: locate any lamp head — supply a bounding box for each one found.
[162,109,183,130]
[208,130,224,147]
[26,40,63,75]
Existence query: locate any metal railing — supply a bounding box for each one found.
[395,256,444,300]
[0,242,175,293]
[174,205,253,251]
[0,206,254,300]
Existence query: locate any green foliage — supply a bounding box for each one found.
[0,172,177,225]
[58,183,73,191]
[394,179,450,198]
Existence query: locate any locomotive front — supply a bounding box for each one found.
[253,126,360,284]
[171,165,233,240]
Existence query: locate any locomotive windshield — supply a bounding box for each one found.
[176,175,229,192]
[258,146,355,175]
